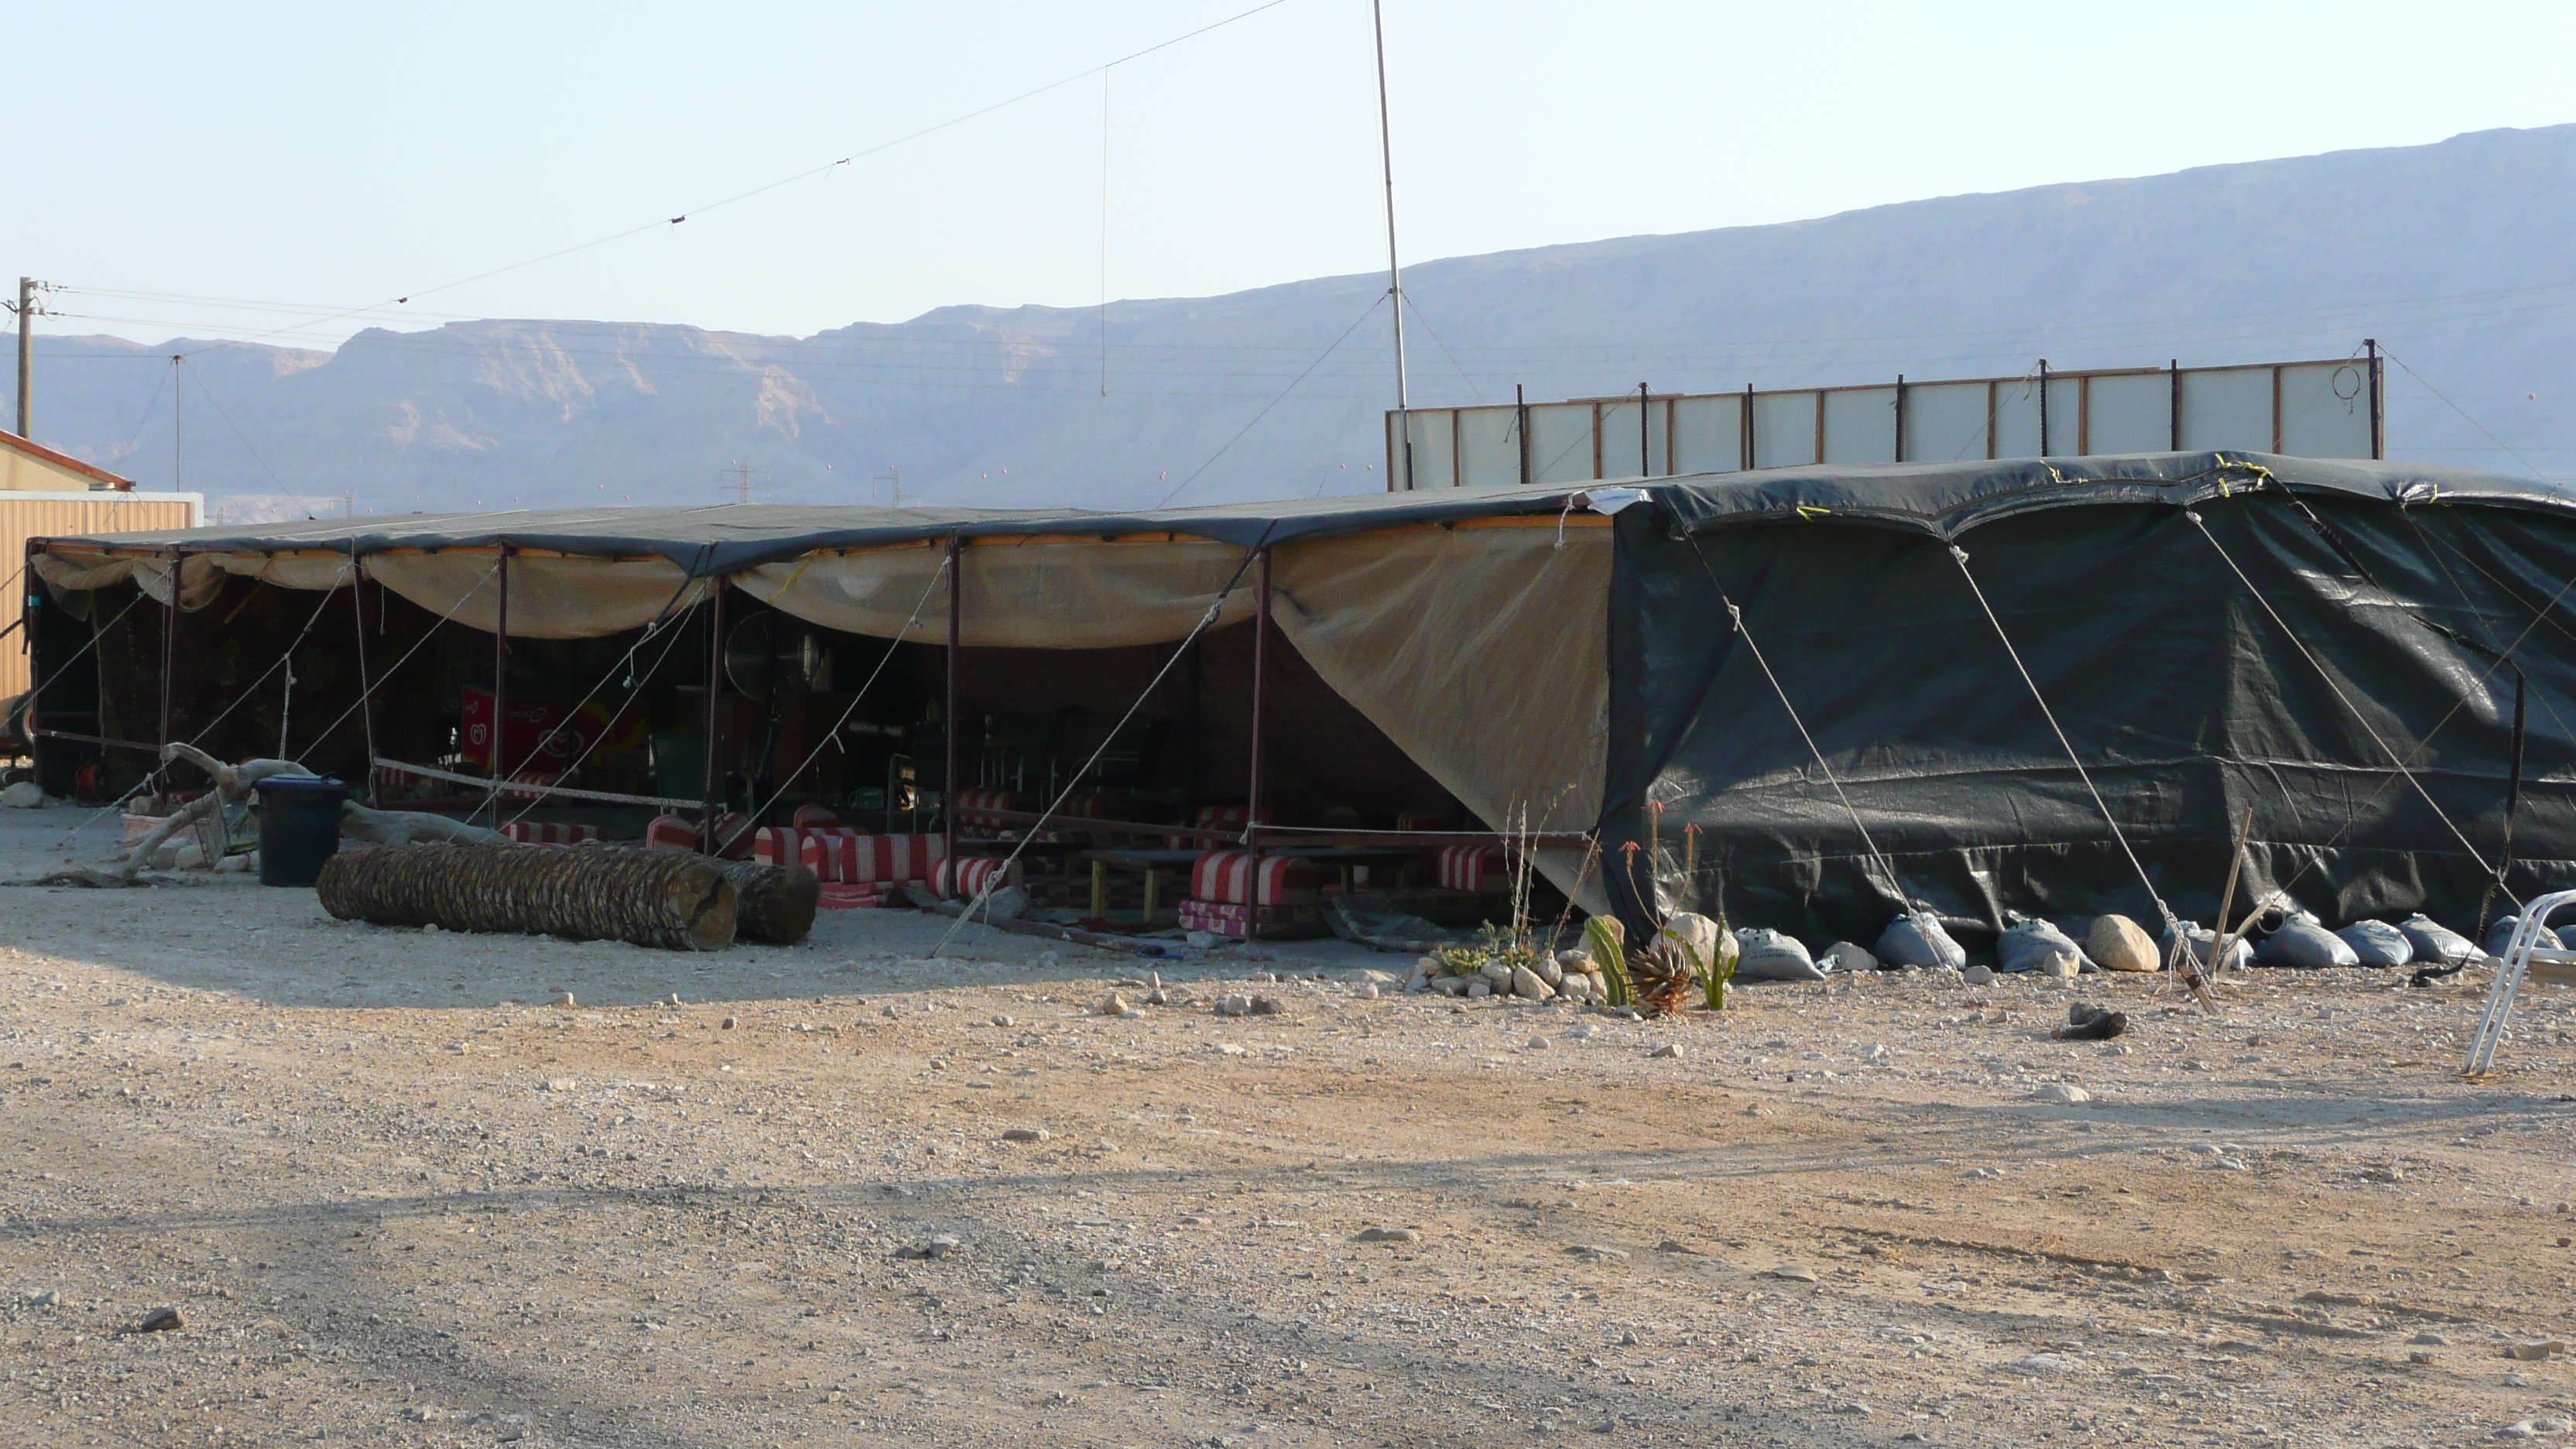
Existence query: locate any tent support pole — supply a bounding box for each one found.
[157,547,180,763]
[700,577,723,851]
[350,545,379,807]
[944,535,962,888]
[1245,546,1271,941]
[489,546,509,824]
[2365,337,2384,459]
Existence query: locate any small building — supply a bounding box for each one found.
[2,430,200,703]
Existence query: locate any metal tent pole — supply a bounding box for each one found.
[157,547,180,761]
[701,577,724,851]
[2365,337,2384,460]
[944,535,963,886]
[489,546,509,823]
[1245,547,1272,940]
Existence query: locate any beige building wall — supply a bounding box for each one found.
[4,492,203,699]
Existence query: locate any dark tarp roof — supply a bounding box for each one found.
[36,451,2565,575]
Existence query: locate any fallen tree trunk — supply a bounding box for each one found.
[316,843,736,951]
[339,800,503,848]
[118,744,315,880]
[715,859,820,946]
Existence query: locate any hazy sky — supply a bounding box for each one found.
[19,1,2576,350]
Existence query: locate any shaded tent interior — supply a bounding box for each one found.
[25,451,2575,956]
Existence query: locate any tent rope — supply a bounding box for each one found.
[2180,508,2520,910]
[712,552,954,854]
[1946,543,2185,940]
[929,543,1263,958]
[494,595,706,827]
[1679,538,1916,912]
[292,560,502,768]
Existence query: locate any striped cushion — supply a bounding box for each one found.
[816,882,883,910]
[707,811,756,860]
[1189,849,1325,906]
[790,803,841,829]
[756,827,946,886]
[1176,898,1320,939]
[643,814,701,852]
[1436,844,1505,892]
[953,788,1029,827]
[499,821,601,845]
[934,855,1010,902]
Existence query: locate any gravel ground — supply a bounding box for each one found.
[2,806,2574,1447]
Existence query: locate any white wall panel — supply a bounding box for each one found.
[1529,402,1596,484]
[2277,361,2373,458]
[1994,379,2042,458]
[1822,388,1898,465]
[1903,382,1989,462]
[2179,368,2275,453]
[1670,395,1743,474]
[1597,399,1647,480]
[1455,406,1521,488]
[2043,376,2082,456]
[2086,371,2172,454]
[1396,409,1456,489]
[1752,390,1819,469]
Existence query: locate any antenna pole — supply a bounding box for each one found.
[15,278,31,438]
[1371,0,1413,490]
[172,356,183,491]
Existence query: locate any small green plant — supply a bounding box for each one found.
[1583,915,1631,1008]
[1699,911,1739,1011]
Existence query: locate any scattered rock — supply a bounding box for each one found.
[1352,1227,1418,1243]
[1568,1244,1630,1260]
[1353,983,1379,1000]
[2410,1332,2451,1347]
[899,1236,961,1260]
[1526,1035,1552,1051]
[1511,965,1553,1001]
[1214,995,1252,1017]
[1763,1264,1817,1283]
[1001,1128,1048,1142]
[992,1014,1016,1027]
[2506,1340,2566,1362]
[129,1306,184,1334]
[2006,1351,2074,1374]
[543,1077,577,1093]
[720,1016,738,1030]
[1249,995,1283,1016]
[1859,1042,1891,1064]
[1099,992,1132,1016]
[0,781,43,809]
[22,1290,58,1308]
[1648,1043,1682,1060]
[2030,1082,2092,1104]
[1962,964,1996,985]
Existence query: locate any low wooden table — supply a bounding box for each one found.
[1080,846,1422,922]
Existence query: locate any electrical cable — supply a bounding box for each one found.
[494,591,707,828]
[1153,295,1387,508]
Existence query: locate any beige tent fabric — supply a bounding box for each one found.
[740,536,1259,647]
[202,550,361,593]
[362,553,709,639]
[1273,523,1611,910]
[33,550,231,610]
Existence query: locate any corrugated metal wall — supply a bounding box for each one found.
[3,494,202,699]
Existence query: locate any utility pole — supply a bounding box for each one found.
[1371,0,1413,492]
[173,356,183,491]
[720,459,764,503]
[875,465,903,508]
[15,277,34,438]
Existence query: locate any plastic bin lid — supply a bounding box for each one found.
[252,775,347,796]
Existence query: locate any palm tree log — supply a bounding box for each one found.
[717,859,820,946]
[316,843,736,951]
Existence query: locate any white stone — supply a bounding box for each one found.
[2030,1083,2091,1104]
[2008,1352,2076,1375]
[214,854,252,873]
[1525,1035,1552,1051]
[1511,965,1552,1001]
[1962,964,1995,985]
[1533,955,1564,987]
[1477,961,1514,986]
[171,842,207,871]
[1648,1043,1682,1060]
[1465,980,1492,999]
[1353,982,1380,1000]
[0,781,41,808]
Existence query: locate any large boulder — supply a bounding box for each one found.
[2086,914,2160,973]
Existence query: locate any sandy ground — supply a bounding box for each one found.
[2,806,2574,1448]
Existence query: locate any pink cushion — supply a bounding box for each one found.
[1190,849,1325,906]
[1436,844,1505,892]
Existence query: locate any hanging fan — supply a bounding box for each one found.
[724,614,824,699]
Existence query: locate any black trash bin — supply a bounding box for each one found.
[255,776,347,887]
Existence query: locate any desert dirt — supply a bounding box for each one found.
[2,806,2574,1448]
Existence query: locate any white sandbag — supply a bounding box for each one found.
[1733,928,1824,982]
[1998,916,2098,975]
[2256,915,2362,969]
[2485,915,2567,957]
[1875,912,1967,971]
[2398,913,2477,965]
[2334,920,2412,968]
[2163,920,2252,973]
[1816,940,1879,973]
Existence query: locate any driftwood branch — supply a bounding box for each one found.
[339,801,503,848]
[116,745,316,880]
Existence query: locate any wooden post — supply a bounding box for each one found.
[1245,547,1272,940]
[700,576,723,851]
[944,535,963,883]
[489,546,509,821]
[349,543,379,807]
[157,547,180,761]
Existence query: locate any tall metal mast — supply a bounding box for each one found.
[1371,0,1413,490]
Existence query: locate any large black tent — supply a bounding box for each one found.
[26,450,2573,951]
